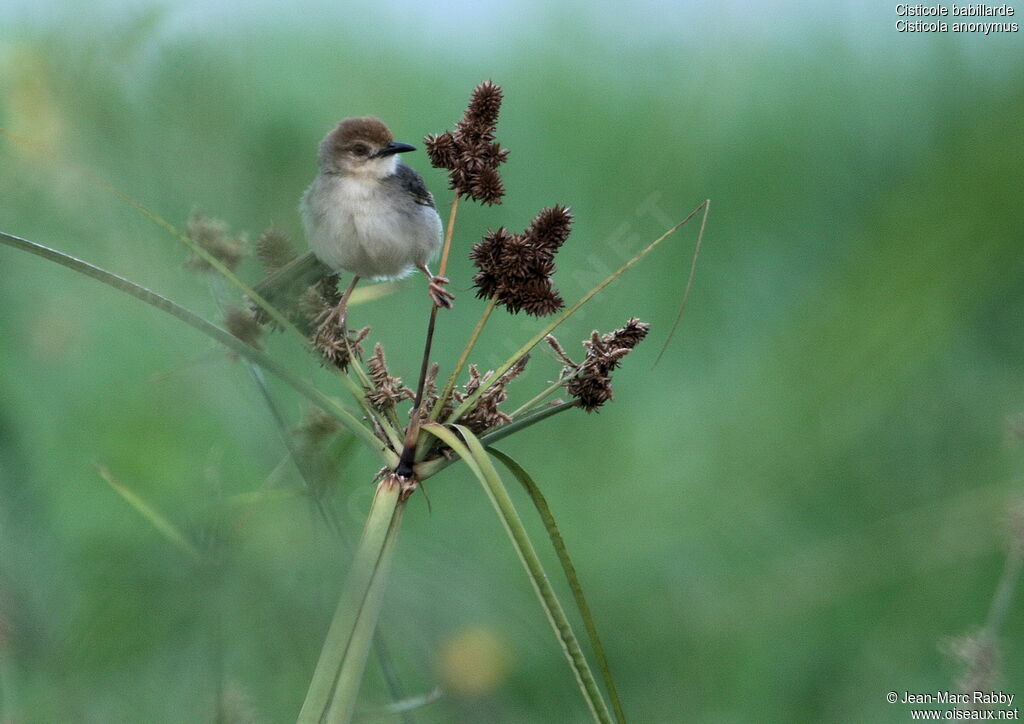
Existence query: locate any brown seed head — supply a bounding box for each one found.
[469,227,511,299]
[425,81,509,204]
[295,407,342,447]
[514,280,564,317]
[525,205,574,253]
[567,373,614,412]
[256,227,296,273]
[420,363,457,422]
[470,206,572,317]
[311,321,370,371]
[224,307,262,349]
[268,274,343,334]
[485,141,510,168]
[184,212,247,272]
[564,318,651,412]
[464,80,503,132]
[450,354,530,434]
[424,131,459,170]
[605,318,651,354]
[470,166,505,206]
[366,343,414,412]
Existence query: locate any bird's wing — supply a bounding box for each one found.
[390,162,436,209]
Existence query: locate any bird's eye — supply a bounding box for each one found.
[351,144,369,156]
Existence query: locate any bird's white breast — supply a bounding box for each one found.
[301,173,442,281]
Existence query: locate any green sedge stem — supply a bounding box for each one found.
[97,466,205,563]
[208,275,410,712]
[404,194,463,473]
[298,475,405,723]
[432,295,498,421]
[411,194,461,410]
[510,373,568,419]
[438,194,461,277]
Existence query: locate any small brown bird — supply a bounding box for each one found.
[254,117,453,325]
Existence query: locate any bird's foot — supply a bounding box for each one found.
[428,275,455,309]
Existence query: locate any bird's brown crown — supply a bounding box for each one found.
[329,117,394,149]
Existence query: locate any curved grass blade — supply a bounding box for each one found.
[420,422,612,724]
[487,448,625,723]
[97,465,204,563]
[446,201,709,424]
[0,231,396,467]
[652,198,709,367]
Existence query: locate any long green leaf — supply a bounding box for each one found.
[446,201,709,424]
[420,423,612,723]
[298,475,405,724]
[0,231,397,467]
[487,448,626,723]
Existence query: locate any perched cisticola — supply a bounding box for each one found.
[254,116,453,326]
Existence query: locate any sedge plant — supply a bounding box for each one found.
[0,81,708,723]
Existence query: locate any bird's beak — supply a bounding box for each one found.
[373,141,417,158]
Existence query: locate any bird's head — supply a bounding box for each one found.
[317,116,417,178]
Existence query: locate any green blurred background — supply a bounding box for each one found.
[2,1,1023,721]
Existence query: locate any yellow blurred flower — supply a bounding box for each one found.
[437,625,513,698]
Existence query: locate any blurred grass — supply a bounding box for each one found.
[2,5,1023,722]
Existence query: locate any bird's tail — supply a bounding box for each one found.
[250,251,330,316]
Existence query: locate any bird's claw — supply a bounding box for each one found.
[428,275,455,309]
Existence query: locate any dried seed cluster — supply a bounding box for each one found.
[185,212,248,272]
[470,206,572,316]
[189,216,370,374]
[424,81,509,205]
[255,227,297,271]
[311,314,370,371]
[223,307,262,349]
[366,344,414,413]
[250,227,315,327]
[455,356,530,433]
[295,407,342,448]
[551,318,651,412]
[422,355,530,435]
